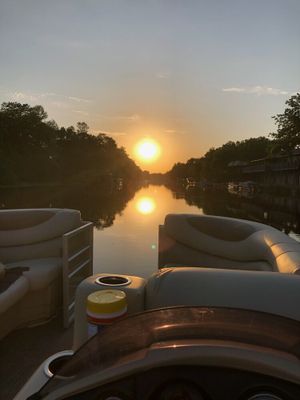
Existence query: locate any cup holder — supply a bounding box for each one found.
[95,275,131,287]
[44,350,74,379]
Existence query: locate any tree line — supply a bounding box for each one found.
[167,92,300,182]
[1,93,299,186]
[0,102,142,186]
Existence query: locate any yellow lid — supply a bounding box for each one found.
[87,290,127,315]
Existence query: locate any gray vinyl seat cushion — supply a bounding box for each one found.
[6,257,62,291]
[0,275,29,314]
[161,214,300,274]
[0,208,88,339]
[145,267,300,321]
[0,208,81,247]
[0,256,61,315]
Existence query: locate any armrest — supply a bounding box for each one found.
[62,222,94,328]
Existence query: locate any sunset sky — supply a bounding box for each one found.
[0,0,299,172]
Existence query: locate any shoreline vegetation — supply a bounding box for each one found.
[165,93,300,188]
[0,93,299,189]
[0,102,143,188]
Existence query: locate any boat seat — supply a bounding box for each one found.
[0,208,81,246]
[6,257,62,291]
[0,208,82,263]
[145,267,300,321]
[0,274,29,314]
[159,214,300,274]
[0,208,92,339]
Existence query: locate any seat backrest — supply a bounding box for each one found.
[159,214,300,274]
[0,209,83,262]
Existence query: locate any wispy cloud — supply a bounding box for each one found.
[9,91,39,102]
[126,113,140,122]
[222,87,245,93]
[68,96,91,103]
[50,101,70,109]
[222,86,290,96]
[96,113,141,122]
[164,129,186,135]
[5,91,58,103]
[72,110,89,116]
[156,71,170,79]
[3,90,92,107]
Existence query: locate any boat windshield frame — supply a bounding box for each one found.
[38,306,300,397]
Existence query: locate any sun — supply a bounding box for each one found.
[134,139,161,163]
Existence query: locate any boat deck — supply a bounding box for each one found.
[0,316,73,400]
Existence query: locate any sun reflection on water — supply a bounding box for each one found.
[136,196,156,215]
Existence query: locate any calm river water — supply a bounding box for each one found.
[1,183,300,278]
[92,183,300,277]
[93,184,202,278]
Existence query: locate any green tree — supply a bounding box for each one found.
[0,102,58,183]
[166,137,271,182]
[76,121,89,135]
[0,102,142,185]
[270,93,300,153]
[0,102,47,123]
[168,162,188,179]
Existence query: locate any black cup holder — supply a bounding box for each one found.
[95,275,131,286]
[44,351,74,379]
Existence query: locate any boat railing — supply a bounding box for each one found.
[62,221,94,328]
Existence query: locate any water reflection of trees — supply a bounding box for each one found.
[2,180,300,235]
[0,181,140,230]
[167,183,300,234]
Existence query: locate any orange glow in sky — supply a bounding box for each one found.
[2,2,297,174]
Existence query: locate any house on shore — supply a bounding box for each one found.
[240,150,300,190]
